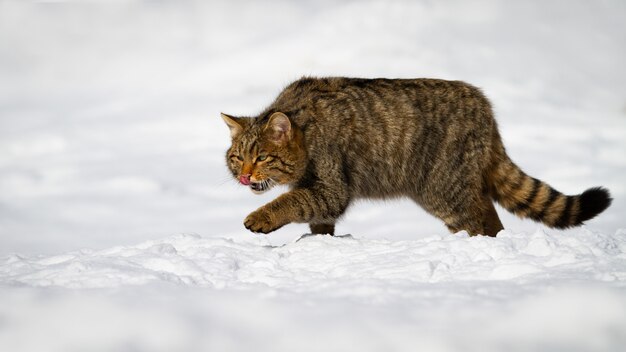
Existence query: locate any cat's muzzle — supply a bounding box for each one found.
[250,179,275,194]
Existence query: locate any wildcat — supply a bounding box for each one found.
[221,77,611,237]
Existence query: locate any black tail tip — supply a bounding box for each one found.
[578,187,612,223]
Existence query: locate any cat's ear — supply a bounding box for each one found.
[264,112,291,144]
[221,113,244,138]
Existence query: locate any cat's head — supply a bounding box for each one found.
[221,112,307,194]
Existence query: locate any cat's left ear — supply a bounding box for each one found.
[221,113,244,138]
[264,112,292,144]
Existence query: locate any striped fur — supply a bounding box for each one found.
[488,156,611,229]
[222,77,612,236]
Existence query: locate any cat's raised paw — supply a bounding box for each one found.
[244,208,280,234]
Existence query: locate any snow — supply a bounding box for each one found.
[3,230,625,290]
[1,230,626,351]
[1,0,626,351]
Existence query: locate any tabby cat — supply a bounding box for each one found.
[221,77,611,237]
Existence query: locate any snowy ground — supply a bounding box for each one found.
[2,230,626,351]
[1,0,626,351]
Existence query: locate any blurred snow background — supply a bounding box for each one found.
[0,0,625,351]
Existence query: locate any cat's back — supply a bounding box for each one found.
[270,77,489,125]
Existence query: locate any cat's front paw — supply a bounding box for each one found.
[244,208,282,234]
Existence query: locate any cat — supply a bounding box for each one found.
[221,77,611,237]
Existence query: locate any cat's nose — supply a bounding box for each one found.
[239,174,251,185]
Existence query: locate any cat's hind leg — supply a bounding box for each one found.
[482,199,503,237]
[414,183,488,236]
[444,214,485,237]
[442,193,502,237]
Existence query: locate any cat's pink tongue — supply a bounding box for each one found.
[239,175,251,185]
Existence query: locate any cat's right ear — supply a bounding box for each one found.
[264,112,292,145]
[221,113,244,138]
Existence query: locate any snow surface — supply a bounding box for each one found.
[1,0,626,351]
[2,230,626,351]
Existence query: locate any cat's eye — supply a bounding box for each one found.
[235,155,243,161]
[257,155,268,162]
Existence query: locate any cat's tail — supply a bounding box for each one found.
[488,156,612,229]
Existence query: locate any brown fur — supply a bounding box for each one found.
[222,77,611,237]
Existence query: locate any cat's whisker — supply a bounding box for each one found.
[216,176,237,186]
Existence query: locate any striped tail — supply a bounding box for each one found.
[489,157,612,229]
